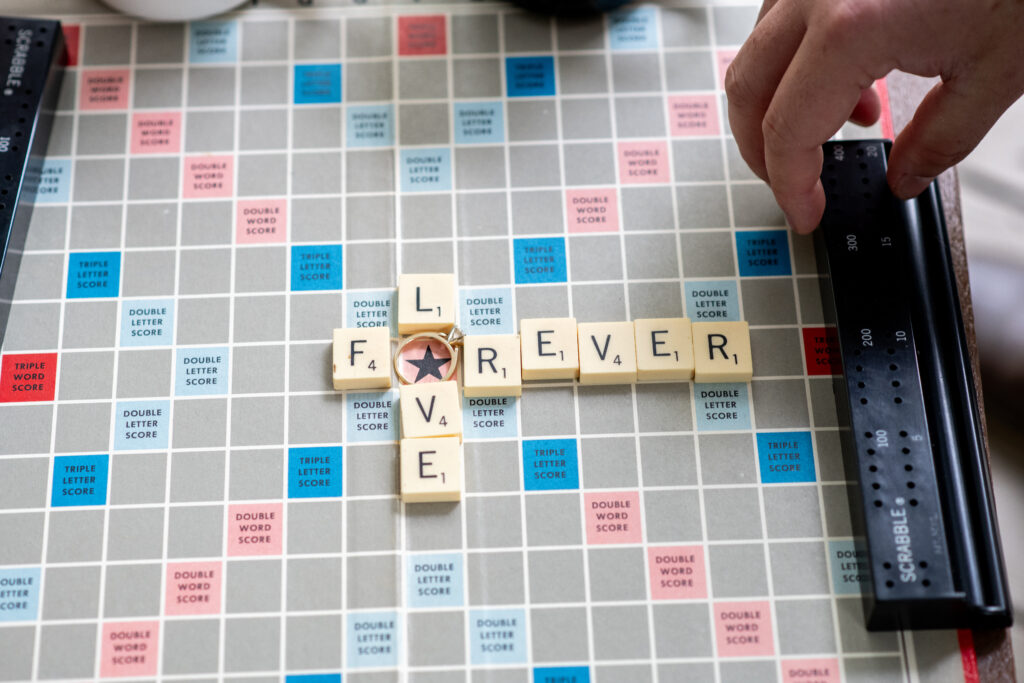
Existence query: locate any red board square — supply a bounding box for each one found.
[398,16,447,56]
[62,25,81,67]
[0,353,58,402]
[802,327,841,376]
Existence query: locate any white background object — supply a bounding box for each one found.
[100,0,245,21]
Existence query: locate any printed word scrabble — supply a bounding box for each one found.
[0,4,966,682]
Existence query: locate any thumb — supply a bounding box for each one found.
[888,77,1011,199]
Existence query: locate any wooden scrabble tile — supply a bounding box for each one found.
[400,380,462,439]
[332,327,392,390]
[463,334,523,397]
[634,318,695,381]
[397,273,456,334]
[520,318,579,380]
[577,321,638,385]
[400,436,461,503]
[692,321,753,383]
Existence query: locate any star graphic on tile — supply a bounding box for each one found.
[406,343,451,383]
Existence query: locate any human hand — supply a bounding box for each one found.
[725,0,1024,233]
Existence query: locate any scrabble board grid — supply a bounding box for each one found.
[0,2,976,682]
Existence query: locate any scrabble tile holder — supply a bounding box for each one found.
[817,139,1011,630]
[0,16,65,348]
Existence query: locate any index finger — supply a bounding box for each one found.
[762,20,890,232]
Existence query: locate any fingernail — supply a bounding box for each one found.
[893,174,933,200]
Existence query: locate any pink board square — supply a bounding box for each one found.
[584,491,642,544]
[183,155,233,198]
[100,621,159,678]
[131,112,181,155]
[165,561,222,616]
[648,546,706,599]
[668,95,719,137]
[566,188,619,233]
[618,141,669,184]
[717,49,738,90]
[228,502,283,556]
[714,600,774,657]
[398,16,447,55]
[781,658,841,683]
[80,69,130,110]
[237,199,287,244]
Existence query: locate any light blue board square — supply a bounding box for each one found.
[0,568,41,621]
[288,446,343,498]
[346,289,396,336]
[459,287,514,334]
[454,101,505,144]
[34,158,71,203]
[609,6,659,50]
[506,57,556,97]
[294,64,342,104]
[407,552,464,608]
[67,251,120,298]
[470,608,527,664]
[757,431,815,483]
[347,611,400,668]
[535,667,590,683]
[685,280,740,322]
[51,454,108,506]
[400,148,451,192]
[514,238,567,284]
[120,299,174,347]
[463,396,519,440]
[346,390,398,443]
[736,229,792,276]
[523,438,578,491]
[291,244,343,291]
[829,540,868,595]
[175,347,229,396]
[190,21,238,63]
[694,383,750,431]
[115,400,170,450]
[346,104,395,148]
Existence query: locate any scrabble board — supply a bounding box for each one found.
[0,2,981,681]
